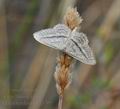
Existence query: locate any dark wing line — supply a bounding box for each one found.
[71,39,88,59]
[41,36,66,39]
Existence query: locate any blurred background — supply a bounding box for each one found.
[0,0,120,109]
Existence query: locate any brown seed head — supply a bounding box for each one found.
[64,7,83,30]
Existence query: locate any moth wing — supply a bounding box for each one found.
[72,31,89,45]
[33,24,70,50]
[53,24,71,33]
[65,31,96,65]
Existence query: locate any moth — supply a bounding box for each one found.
[33,24,96,65]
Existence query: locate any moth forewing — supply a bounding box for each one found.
[65,31,96,65]
[80,45,96,65]
[33,30,60,50]
[33,28,56,40]
[33,25,69,50]
[71,31,89,45]
[53,24,71,36]
[65,40,96,65]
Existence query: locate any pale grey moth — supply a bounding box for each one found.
[33,24,96,65]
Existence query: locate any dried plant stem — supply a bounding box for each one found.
[55,53,73,109]
[54,7,83,109]
[58,94,64,109]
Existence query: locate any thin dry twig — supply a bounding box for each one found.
[99,0,120,40]
[28,49,56,109]
[0,1,10,109]
[58,95,64,109]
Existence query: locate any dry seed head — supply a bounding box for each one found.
[54,54,73,95]
[58,68,69,90]
[64,7,83,30]
[55,7,82,109]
